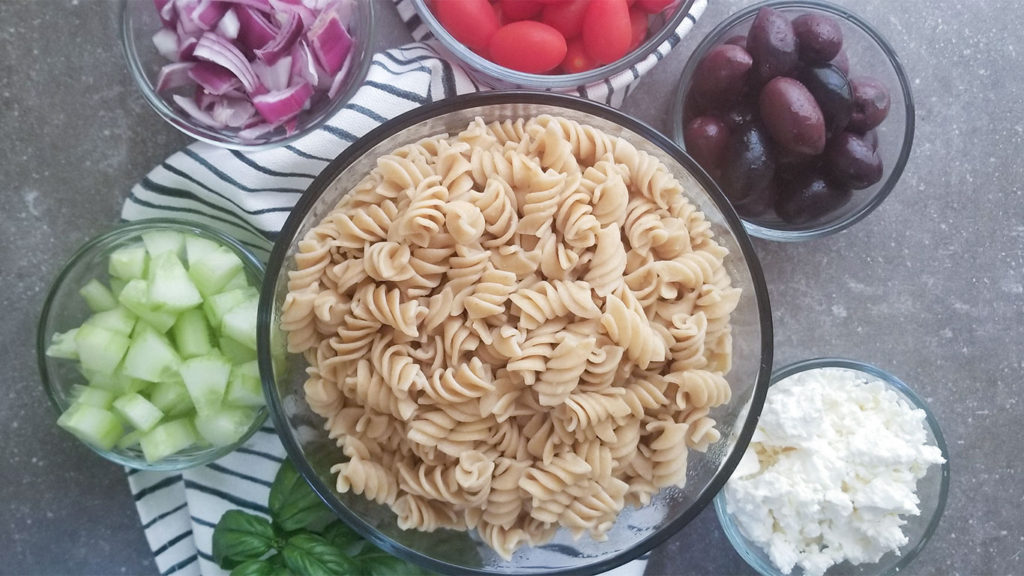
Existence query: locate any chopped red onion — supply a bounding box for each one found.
[251,55,293,91]
[306,6,351,76]
[193,32,259,92]
[215,8,241,40]
[150,0,355,142]
[189,61,243,95]
[156,62,196,92]
[152,28,180,62]
[254,11,303,65]
[252,82,313,124]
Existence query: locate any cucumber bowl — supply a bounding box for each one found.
[38,219,269,471]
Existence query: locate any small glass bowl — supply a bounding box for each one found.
[37,219,267,471]
[411,0,695,90]
[120,0,375,150]
[672,0,915,241]
[714,358,950,576]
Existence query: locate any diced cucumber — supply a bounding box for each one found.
[188,246,244,297]
[148,253,203,312]
[108,244,148,280]
[179,353,232,414]
[79,279,118,312]
[70,384,115,409]
[46,328,80,360]
[117,429,145,450]
[219,336,257,364]
[221,297,259,351]
[75,324,131,376]
[83,306,137,336]
[142,230,184,259]
[113,393,164,432]
[81,367,147,395]
[172,308,213,359]
[225,360,264,408]
[118,279,177,333]
[122,325,181,383]
[203,287,258,330]
[194,407,256,446]
[109,277,127,299]
[185,236,221,266]
[221,269,251,292]
[149,380,194,418]
[57,404,124,451]
[139,418,198,463]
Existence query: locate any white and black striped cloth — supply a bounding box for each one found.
[124,2,707,574]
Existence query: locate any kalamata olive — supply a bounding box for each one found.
[684,116,731,177]
[832,50,849,75]
[826,131,883,189]
[775,168,852,224]
[747,7,798,83]
[849,76,891,132]
[862,129,879,151]
[759,77,827,156]
[733,180,777,218]
[691,44,754,107]
[724,35,748,49]
[720,122,775,205]
[798,64,853,137]
[792,13,843,64]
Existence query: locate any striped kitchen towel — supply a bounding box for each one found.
[124,1,707,575]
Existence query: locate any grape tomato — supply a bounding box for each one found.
[629,6,649,51]
[501,0,544,22]
[542,0,590,40]
[562,37,598,73]
[582,0,632,64]
[489,20,568,73]
[434,0,500,52]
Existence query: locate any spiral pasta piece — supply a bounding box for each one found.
[584,224,627,297]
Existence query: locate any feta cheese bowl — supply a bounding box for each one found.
[713,358,950,576]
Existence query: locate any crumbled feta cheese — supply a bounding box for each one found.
[724,367,945,576]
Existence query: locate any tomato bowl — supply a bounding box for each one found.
[411,0,696,90]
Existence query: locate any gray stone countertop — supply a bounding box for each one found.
[2,1,1020,574]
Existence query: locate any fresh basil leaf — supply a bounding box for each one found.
[356,550,434,576]
[282,533,358,576]
[322,521,367,557]
[212,510,276,567]
[270,459,333,532]
[229,558,280,576]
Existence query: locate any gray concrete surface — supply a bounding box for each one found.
[2,1,1021,575]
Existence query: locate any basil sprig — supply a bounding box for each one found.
[211,459,434,576]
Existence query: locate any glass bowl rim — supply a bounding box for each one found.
[670,0,916,241]
[259,90,775,575]
[410,0,697,89]
[713,356,951,576]
[119,0,378,151]
[37,217,268,471]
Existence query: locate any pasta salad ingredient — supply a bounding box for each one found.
[429,0,683,74]
[147,0,356,140]
[723,367,945,576]
[282,115,742,558]
[683,6,892,224]
[47,230,264,462]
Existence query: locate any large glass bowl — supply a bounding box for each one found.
[672,0,915,241]
[259,91,773,575]
[120,0,375,150]
[37,219,268,471]
[714,358,950,575]
[410,0,695,90]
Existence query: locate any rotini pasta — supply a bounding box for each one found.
[282,116,741,560]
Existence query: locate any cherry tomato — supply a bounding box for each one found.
[628,6,648,51]
[582,0,631,64]
[489,21,568,73]
[542,0,590,40]
[637,0,674,13]
[491,2,507,27]
[434,0,500,53]
[501,0,544,21]
[561,38,598,73]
